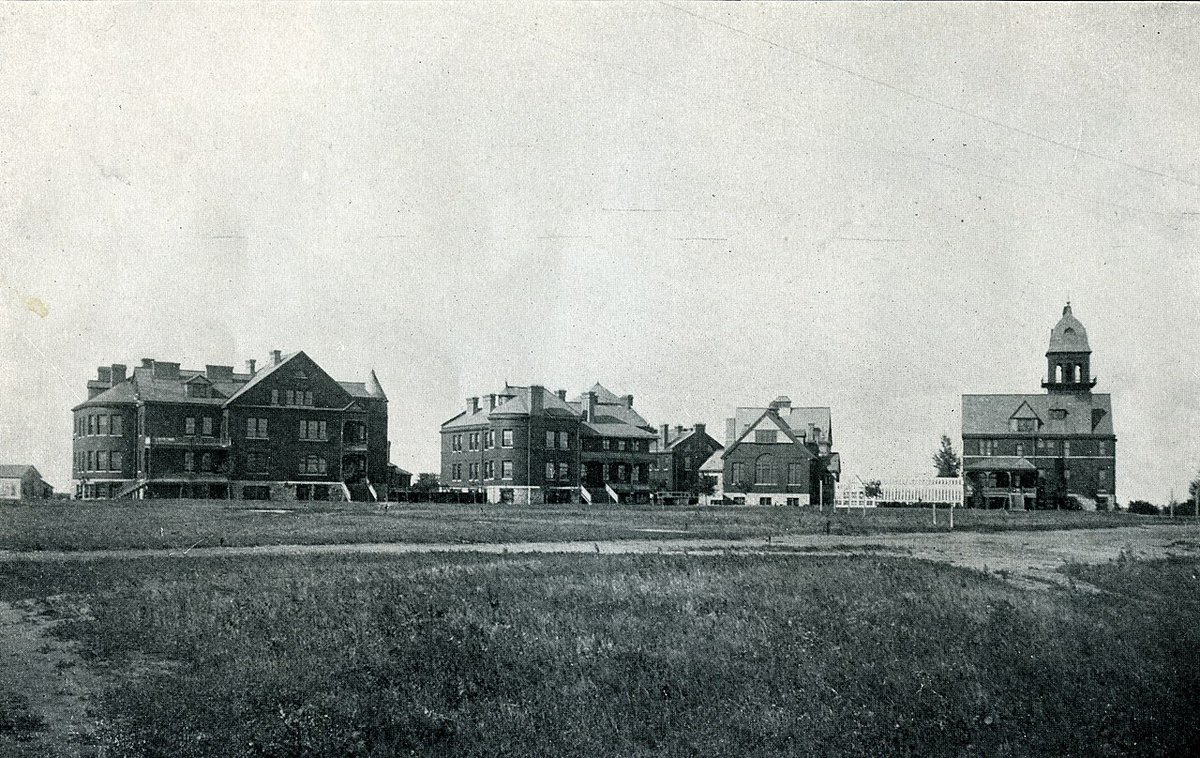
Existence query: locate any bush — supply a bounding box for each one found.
[1127,500,1159,516]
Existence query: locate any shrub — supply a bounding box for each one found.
[1127,500,1159,516]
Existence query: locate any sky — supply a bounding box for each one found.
[2,2,1198,501]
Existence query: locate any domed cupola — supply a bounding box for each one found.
[1043,302,1097,394]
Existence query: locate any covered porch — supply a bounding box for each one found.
[964,457,1039,510]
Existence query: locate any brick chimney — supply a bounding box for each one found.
[467,397,480,414]
[584,392,597,422]
[245,359,256,376]
[725,418,737,446]
[111,364,127,383]
[97,366,112,385]
[486,394,497,411]
[141,358,154,368]
[623,394,634,409]
[206,365,233,382]
[271,350,282,365]
[529,385,545,415]
[556,389,567,401]
[660,424,670,447]
[694,423,706,438]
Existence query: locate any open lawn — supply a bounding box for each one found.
[1,551,1198,757]
[0,499,1157,552]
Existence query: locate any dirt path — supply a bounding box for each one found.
[3,523,1198,589]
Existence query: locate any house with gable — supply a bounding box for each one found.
[72,351,389,501]
[0,465,54,501]
[440,382,659,504]
[961,303,1117,510]
[715,396,841,506]
[651,423,723,496]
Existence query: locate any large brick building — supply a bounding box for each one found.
[651,423,723,496]
[961,303,1117,509]
[710,396,841,506]
[71,351,389,501]
[440,383,658,504]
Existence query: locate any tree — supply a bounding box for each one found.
[864,480,882,498]
[933,434,962,478]
[1127,500,1159,516]
[412,473,440,493]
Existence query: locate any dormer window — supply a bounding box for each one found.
[186,383,210,398]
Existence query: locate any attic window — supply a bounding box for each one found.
[1064,327,1075,336]
[754,430,778,444]
[187,384,210,398]
[295,371,308,381]
[1050,409,1067,420]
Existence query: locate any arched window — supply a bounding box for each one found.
[755,454,775,485]
[1074,364,1082,382]
[1055,365,1064,383]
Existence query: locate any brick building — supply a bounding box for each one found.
[712,396,841,506]
[651,423,723,497]
[71,351,389,501]
[961,303,1117,509]
[440,383,658,504]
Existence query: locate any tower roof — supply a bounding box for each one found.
[1048,302,1090,353]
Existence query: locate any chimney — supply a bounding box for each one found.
[623,394,634,409]
[529,385,545,415]
[725,418,737,446]
[467,397,479,414]
[556,389,567,401]
[245,359,257,376]
[675,425,685,438]
[694,423,706,437]
[141,358,154,368]
[271,350,282,365]
[97,366,112,385]
[807,423,816,442]
[486,394,497,411]
[584,392,597,422]
[660,424,670,447]
[111,364,127,383]
[152,361,180,379]
[206,365,233,382]
[769,396,792,411]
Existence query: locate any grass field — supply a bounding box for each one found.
[1,551,1198,757]
[0,499,1156,552]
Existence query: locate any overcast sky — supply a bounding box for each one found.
[2,2,1198,501]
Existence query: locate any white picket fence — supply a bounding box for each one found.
[835,477,963,508]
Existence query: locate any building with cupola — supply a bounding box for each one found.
[961,303,1117,510]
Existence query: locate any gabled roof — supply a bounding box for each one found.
[223,352,301,404]
[580,383,622,404]
[1009,401,1040,421]
[663,426,723,452]
[72,380,139,411]
[0,464,39,479]
[699,450,724,473]
[963,456,1039,472]
[723,409,816,459]
[441,385,579,430]
[962,394,1114,436]
[730,404,833,445]
[132,367,228,405]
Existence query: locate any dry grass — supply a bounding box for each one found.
[2,551,1198,756]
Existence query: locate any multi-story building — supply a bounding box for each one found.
[440,383,658,504]
[71,351,389,501]
[714,396,841,506]
[651,423,723,496]
[961,303,1116,509]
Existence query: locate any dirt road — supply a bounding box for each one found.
[3,523,1198,589]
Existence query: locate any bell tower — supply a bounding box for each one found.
[1042,302,1097,394]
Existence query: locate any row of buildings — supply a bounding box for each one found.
[66,303,1117,508]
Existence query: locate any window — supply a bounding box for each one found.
[271,389,279,405]
[451,434,461,452]
[631,465,640,483]
[485,430,494,449]
[1099,441,1108,456]
[1055,365,1064,383]
[1011,418,1036,433]
[558,431,569,449]
[187,383,209,398]
[618,464,627,481]
[1063,441,1071,457]
[485,461,495,480]
[87,415,95,435]
[111,415,123,436]
[469,433,479,451]
[305,391,314,407]
[469,463,479,480]
[200,453,212,472]
[184,451,195,472]
[246,418,268,439]
[1074,365,1082,383]
[602,439,611,451]
[97,414,108,435]
[788,462,804,485]
[618,440,627,451]
[299,455,327,475]
[98,451,109,471]
[1099,469,1108,488]
[755,429,778,444]
[559,462,569,479]
[111,451,123,471]
[787,497,800,506]
[502,430,513,448]
[86,451,94,471]
[1051,409,1067,420]
[247,452,269,473]
[501,461,513,479]
[202,417,213,436]
[300,420,328,440]
[546,462,556,480]
[755,455,775,485]
[1016,443,1024,458]
[732,461,746,485]
[286,390,295,406]
[759,497,772,506]
[185,417,196,435]
[546,431,556,448]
